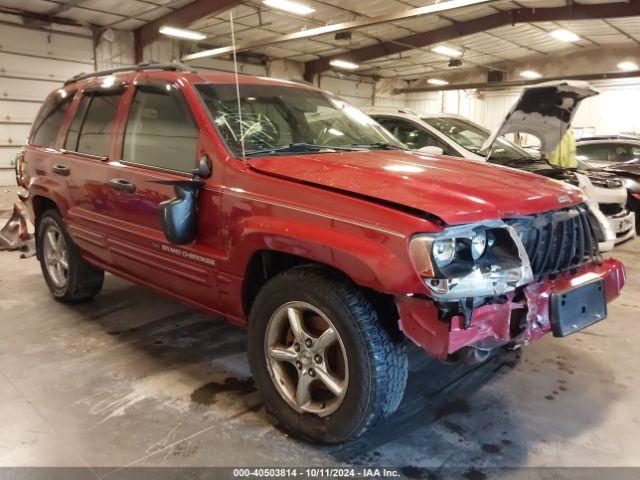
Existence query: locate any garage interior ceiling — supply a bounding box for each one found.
[1,0,640,80]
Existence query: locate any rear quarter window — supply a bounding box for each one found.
[30,90,75,148]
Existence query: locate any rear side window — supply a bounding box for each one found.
[65,91,122,157]
[123,84,198,172]
[30,90,75,148]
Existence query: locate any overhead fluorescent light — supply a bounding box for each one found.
[520,70,542,79]
[618,61,639,72]
[159,26,206,41]
[549,29,580,42]
[427,78,449,86]
[329,59,359,70]
[431,45,462,58]
[263,0,315,15]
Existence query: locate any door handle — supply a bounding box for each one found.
[110,178,136,194]
[52,164,70,176]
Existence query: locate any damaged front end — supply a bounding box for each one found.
[399,203,625,361]
[0,188,35,256]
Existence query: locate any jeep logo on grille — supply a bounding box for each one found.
[557,195,571,204]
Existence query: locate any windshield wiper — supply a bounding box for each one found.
[244,143,357,157]
[350,142,408,150]
[496,156,542,165]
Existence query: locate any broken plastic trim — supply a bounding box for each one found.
[0,202,34,254]
[410,220,534,301]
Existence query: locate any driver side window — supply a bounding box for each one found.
[123,84,198,172]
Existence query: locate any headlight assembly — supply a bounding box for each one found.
[433,238,456,267]
[470,230,486,260]
[409,221,533,301]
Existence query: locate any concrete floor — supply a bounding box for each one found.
[1,185,639,478]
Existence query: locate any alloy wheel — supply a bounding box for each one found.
[264,301,349,417]
[42,223,69,288]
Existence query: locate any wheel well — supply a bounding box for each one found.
[32,196,59,259]
[242,250,401,340]
[32,196,59,227]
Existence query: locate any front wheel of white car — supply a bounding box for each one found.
[248,266,408,444]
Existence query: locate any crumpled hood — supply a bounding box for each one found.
[481,80,598,155]
[249,150,584,225]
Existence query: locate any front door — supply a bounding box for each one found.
[106,77,223,312]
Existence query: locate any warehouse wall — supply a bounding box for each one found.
[406,77,640,139]
[0,19,95,185]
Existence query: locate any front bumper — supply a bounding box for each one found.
[608,209,635,244]
[396,258,626,360]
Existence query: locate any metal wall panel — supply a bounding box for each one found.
[0,23,92,177]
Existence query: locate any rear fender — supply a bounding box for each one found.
[29,177,71,220]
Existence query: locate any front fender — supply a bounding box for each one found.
[226,215,419,294]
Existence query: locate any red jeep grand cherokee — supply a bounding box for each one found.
[16,64,625,443]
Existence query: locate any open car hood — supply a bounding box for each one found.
[481,80,598,155]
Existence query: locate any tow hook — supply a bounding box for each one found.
[460,297,481,329]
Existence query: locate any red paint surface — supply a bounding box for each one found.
[19,70,625,359]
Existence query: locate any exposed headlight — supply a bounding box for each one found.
[433,238,455,267]
[409,221,533,301]
[471,230,486,260]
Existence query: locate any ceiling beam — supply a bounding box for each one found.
[394,69,640,93]
[181,0,493,61]
[134,0,242,62]
[304,0,640,80]
[0,6,84,27]
[45,0,89,16]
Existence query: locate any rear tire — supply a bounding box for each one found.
[248,265,407,443]
[37,209,104,302]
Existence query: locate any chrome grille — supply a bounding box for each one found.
[507,204,600,277]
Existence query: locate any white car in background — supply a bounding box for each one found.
[364,84,635,251]
[576,134,640,168]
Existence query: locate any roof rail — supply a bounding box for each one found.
[64,62,196,85]
[578,134,640,141]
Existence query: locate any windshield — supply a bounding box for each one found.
[421,116,534,163]
[195,83,403,156]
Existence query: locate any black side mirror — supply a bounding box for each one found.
[156,180,203,245]
[154,155,213,245]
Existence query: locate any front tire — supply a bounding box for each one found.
[248,266,408,443]
[37,209,104,302]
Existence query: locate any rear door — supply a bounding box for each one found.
[57,80,126,264]
[106,76,221,309]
